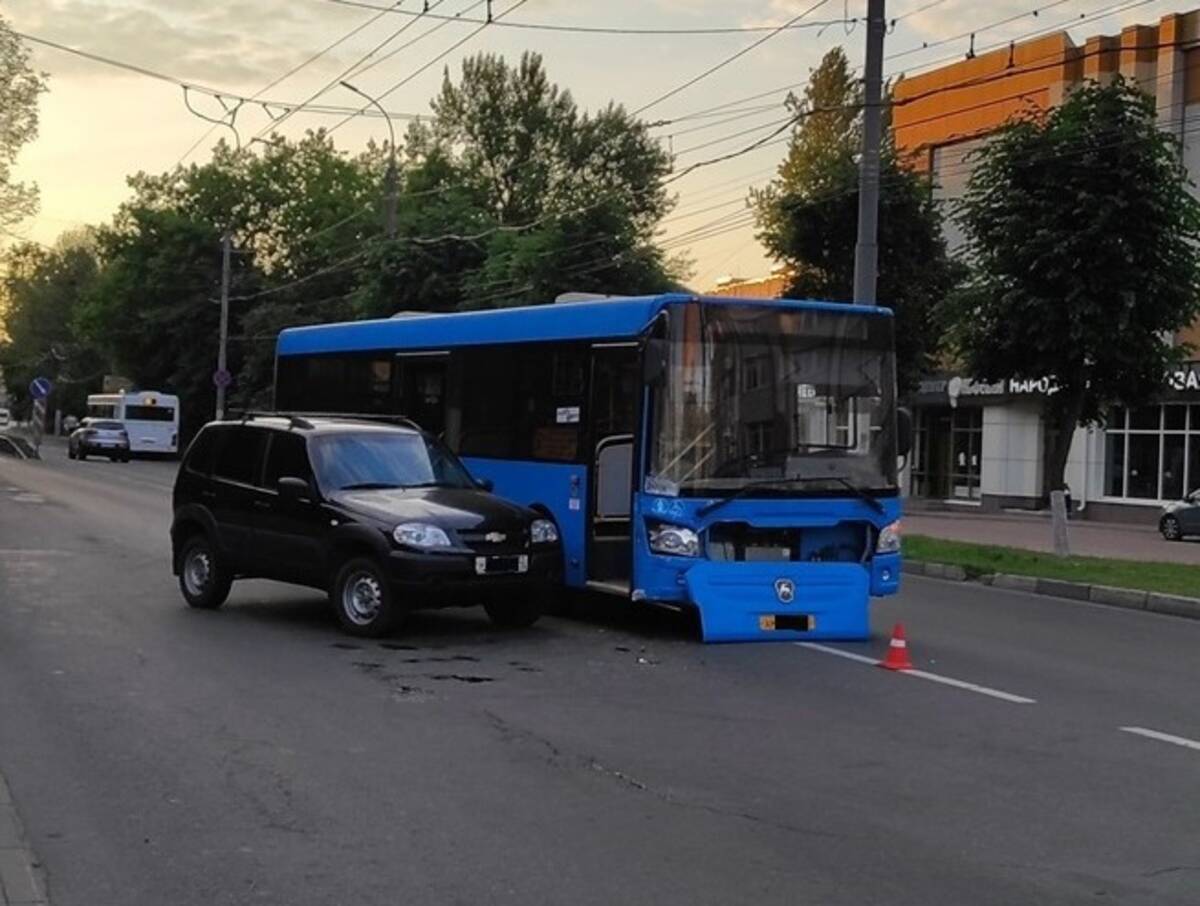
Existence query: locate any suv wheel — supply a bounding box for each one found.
[178,535,232,609]
[484,598,542,630]
[332,557,400,637]
[1161,514,1183,542]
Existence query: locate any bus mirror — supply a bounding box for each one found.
[896,407,913,459]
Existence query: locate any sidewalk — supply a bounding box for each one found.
[905,508,1200,565]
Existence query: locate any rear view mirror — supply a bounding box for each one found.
[476,477,495,493]
[896,407,913,459]
[278,476,311,501]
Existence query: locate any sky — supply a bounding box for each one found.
[4,0,1197,290]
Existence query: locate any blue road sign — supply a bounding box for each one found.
[29,376,53,400]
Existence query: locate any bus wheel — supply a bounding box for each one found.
[332,557,400,638]
[178,535,232,610]
[484,598,542,629]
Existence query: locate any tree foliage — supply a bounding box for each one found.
[751,48,961,394]
[0,15,45,228]
[951,77,1200,494]
[0,233,106,418]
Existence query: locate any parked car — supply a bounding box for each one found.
[0,434,38,460]
[170,415,562,637]
[68,419,131,462]
[1160,491,1200,541]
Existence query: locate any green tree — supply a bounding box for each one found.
[0,16,45,228]
[0,233,107,420]
[381,51,677,310]
[952,77,1200,551]
[751,48,961,394]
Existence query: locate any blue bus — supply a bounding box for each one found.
[274,293,907,642]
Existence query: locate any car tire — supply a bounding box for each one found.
[1161,514,1183,542]
[78,450,87,461]
[484,598,542,630]
[331,557,400,638]
[178,534,233,609]
[67,447,75,460]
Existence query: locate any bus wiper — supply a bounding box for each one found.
[697,475,885,518]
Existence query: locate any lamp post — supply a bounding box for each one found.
[340,80,397,238]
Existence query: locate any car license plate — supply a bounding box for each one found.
[475,555,529,575]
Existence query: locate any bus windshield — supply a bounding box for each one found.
[647,302,898,497]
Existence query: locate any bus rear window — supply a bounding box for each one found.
[125,405,175,422]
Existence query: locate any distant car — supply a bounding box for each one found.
[0,407,9,428]
[0,434,37,460]
[1160,491,1200,541]
[170,415,562,637]
[68,419,131,462]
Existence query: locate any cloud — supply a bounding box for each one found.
[2,0,341,88]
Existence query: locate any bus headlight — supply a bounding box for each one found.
[531,518,559,544]
[648,524,700,558]
[876,520,902,554]
[393,523,452,549]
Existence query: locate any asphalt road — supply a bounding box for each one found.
[2,443,1200,905]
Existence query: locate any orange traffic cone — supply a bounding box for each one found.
[879,623,914,671]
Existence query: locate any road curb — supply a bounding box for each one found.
[0,772,48,905]
[905,559,1200,621]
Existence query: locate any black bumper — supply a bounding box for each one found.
[384,546,561,606]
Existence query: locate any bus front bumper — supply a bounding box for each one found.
[679,556,900,643]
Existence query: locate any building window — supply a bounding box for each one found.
[1103,405,1197,502]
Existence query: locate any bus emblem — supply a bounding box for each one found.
[774,579,795,604]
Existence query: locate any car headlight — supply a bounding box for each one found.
[648,523,700,558]
[531,518,559,544]
[393,522,452,549]
[876,520,902,554]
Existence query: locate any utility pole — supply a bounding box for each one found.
[216,231,231,420]
[853,0,886,305]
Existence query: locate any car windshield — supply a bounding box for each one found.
[310,431,477,492]
[91,421,125,431]
[646,302,898,497]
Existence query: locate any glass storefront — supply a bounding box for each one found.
[911,407,982,500]
[1103,404,1200,502]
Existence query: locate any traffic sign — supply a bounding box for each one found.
[212,369,232,389]
[29,376,53,400]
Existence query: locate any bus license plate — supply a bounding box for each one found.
[475,555,528,576]
[759,615,814,631]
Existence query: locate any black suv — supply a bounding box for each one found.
[170,416,561,636]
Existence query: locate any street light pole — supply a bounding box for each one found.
[216,230,231,421]
[852,0,886,306]
[341,81,397,238]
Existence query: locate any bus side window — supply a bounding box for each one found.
[525,344,586,462]
[458,346,520,458]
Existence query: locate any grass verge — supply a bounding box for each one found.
[905,534,1200,598]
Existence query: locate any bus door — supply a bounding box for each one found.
[587,343,640,586]
[395,351,449,436]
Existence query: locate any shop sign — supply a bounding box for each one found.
[1166,363,1200,393]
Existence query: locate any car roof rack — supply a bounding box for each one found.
[238,410,422,432]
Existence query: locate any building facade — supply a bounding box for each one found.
[892,10,1200,521]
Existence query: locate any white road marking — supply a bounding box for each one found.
[798,642,1036,704]
[1119,726,1200,752]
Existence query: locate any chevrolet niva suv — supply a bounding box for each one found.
[170,415,561,637]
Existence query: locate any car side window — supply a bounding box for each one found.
[184,429,219,475]
[262,433,313,488]
[212,426,267,486]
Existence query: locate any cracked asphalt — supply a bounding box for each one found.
[2,443,1200,905]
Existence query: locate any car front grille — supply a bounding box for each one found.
[458,528,530,555]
